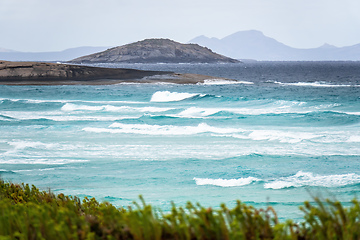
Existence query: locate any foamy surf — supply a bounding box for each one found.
[0,158,89,165]
[61,103,173,113]
[175,107,221,118]
[150,91,205,102]
[0,111,139,122]
[7,140,58,151]
[83,123,244,135]
[194,172,360,189]
[247,130,320,143]
[273,81,360,87]
[347,136,360,142]
[199,79,254,85]
[264,171,360,189]
[193,177,260,187]
[168,100,329,118]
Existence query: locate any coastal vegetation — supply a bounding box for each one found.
[0,180,359,240]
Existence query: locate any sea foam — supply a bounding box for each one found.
[193,177,260,187]
[170,100,317,119]
[247,130,320,143]
[199,79,254,85]
[175,107,221,118]
[61,103,173,113]
[83,123,243,135]
[7,140,58,151]
[264,171,360,189]
[274,81,360,87]
[0,158,89,165]
[347,135,360,142]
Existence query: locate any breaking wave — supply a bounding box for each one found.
[194,171,360,189]
[199,79,254,85]
[273,81,360,87]
[168,101,342,118]
[193,177,260,187]
[150,91,205,102]
[0,158,89,165]
[264,171,360,189]
[83,123,243,135]
[246,130,320,143]
[61,103,173,112]
[82,122,359,144]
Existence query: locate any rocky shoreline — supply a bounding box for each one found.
[0,61,234,85]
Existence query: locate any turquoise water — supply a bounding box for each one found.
[0,62,359,220]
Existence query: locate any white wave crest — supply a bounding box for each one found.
[7,140,57,151]
[193,177,260,187]
[264,171,360,189]
[61,103,173,112]
[274,81,360,87]
[175,107,221,118]
[150,91,204,102]
[4,140,59,156]
[0,98,67,104]
[0,158,89,165]
[248,130,320,143]
[83,123,243,135]
[347,135,360,142]
[44,116,138,122]
[341,112,360,116]
[0,98,147,105]
[199,79,254,85]
[170,100,314,118]
[0,111,140,122]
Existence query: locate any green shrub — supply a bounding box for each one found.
[0,180,359,240]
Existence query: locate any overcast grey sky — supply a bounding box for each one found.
[1,0,360,52]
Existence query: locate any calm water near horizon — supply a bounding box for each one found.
[0,61,359,221]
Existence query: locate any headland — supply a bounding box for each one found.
[0,60,234,85]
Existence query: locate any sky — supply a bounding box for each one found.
[1,0,360,52]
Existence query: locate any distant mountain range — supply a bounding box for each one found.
[70,39,238,63]
[189,30,360,61]
[0,46,110,62]
[0,48,16,53]
[2,30,360,62]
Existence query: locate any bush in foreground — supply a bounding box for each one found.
[0,180,359,239]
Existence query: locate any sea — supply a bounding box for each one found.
[0,61,359,221]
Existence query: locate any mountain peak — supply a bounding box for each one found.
[318,43,337,49]
[130,38,178,46]
[225,30,265,39]
[189,30,360,60]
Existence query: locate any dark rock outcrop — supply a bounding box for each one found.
[70,39,239,64]
[0,61,234,85]
[0,61,168,80]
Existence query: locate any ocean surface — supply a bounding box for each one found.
[1,61,359,220]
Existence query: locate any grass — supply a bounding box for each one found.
[0,180,359,239]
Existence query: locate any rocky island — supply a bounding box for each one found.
[70,39,239,64]
[0,61,235,85]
